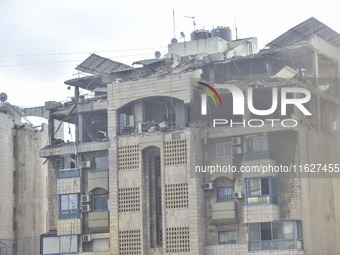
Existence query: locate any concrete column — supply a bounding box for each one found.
[175,100,185,128]
[265,60,272,77]
[209,64,215,84]
[108,110,120,255]
[188,131,205,255]
[244,89,251,120]
[134,100,144,125]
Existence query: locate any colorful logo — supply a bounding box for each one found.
[195,82,222,106]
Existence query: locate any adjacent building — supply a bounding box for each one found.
[40,17,340,255]
[0,101,51,255]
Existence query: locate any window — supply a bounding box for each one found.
[248,221,303,251]
[216,143,232,158]
[59,194,80,219]
[94,155,109,170]
[94,196,109,211]
[57,155,79,178]
[218,230,236,244]
[216,186,234,202]
[42,235,78,254]
[245,177,278,205]
[244,136,274,160]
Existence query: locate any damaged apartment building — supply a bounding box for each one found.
[40,17,340,255]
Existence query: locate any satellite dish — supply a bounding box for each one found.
[180,31,185,38]
[0,93,7,102]
[171,38,178,44]
[155,51,161,59]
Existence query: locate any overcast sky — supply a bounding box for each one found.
[1,0,340,108]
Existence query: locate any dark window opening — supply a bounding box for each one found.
[94,155,109,170]
[118,97,189,135]
[82,110,108,142]
[93,196,109,211]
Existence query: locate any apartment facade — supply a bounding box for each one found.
[40,18,340,255]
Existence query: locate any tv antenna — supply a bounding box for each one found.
[184,16,196,31]
[234,18,238,40]
[173,10,176,38]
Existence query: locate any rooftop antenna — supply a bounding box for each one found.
[234,18,238,40]
[173,10,176,38]
[184,16,196,31]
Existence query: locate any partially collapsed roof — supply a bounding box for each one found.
[76,53,133,75]
[266,17,340,49]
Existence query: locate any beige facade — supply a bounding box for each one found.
[40,17,340,255]
[0,103,49,255]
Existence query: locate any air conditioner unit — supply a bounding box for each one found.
[204,182,214,190]
[232,137,242,145]
[233,191,243,199]
[82,234,92,242]
[82,204,91,212]
[82,195,91,203]
[82,161,91,168]
[232,147,243,155]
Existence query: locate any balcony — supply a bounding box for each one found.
[88,211,109,231]
[244,151,274,161]
[40,141,109,158]
[58,168,80,178]
[211,201,236,223]
[244,204,279,224]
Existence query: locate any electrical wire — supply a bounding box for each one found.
[0,52,162,68]
[0,47,167,58]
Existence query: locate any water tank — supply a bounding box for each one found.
[190,29,210,41]
[210,26,232,42]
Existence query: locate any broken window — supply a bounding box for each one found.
[245,177,278,205]
[56,155,80,178]
[59,193,80,219]
[81,110,108,142]
[118,97,188,135]
[248,221,303,251]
